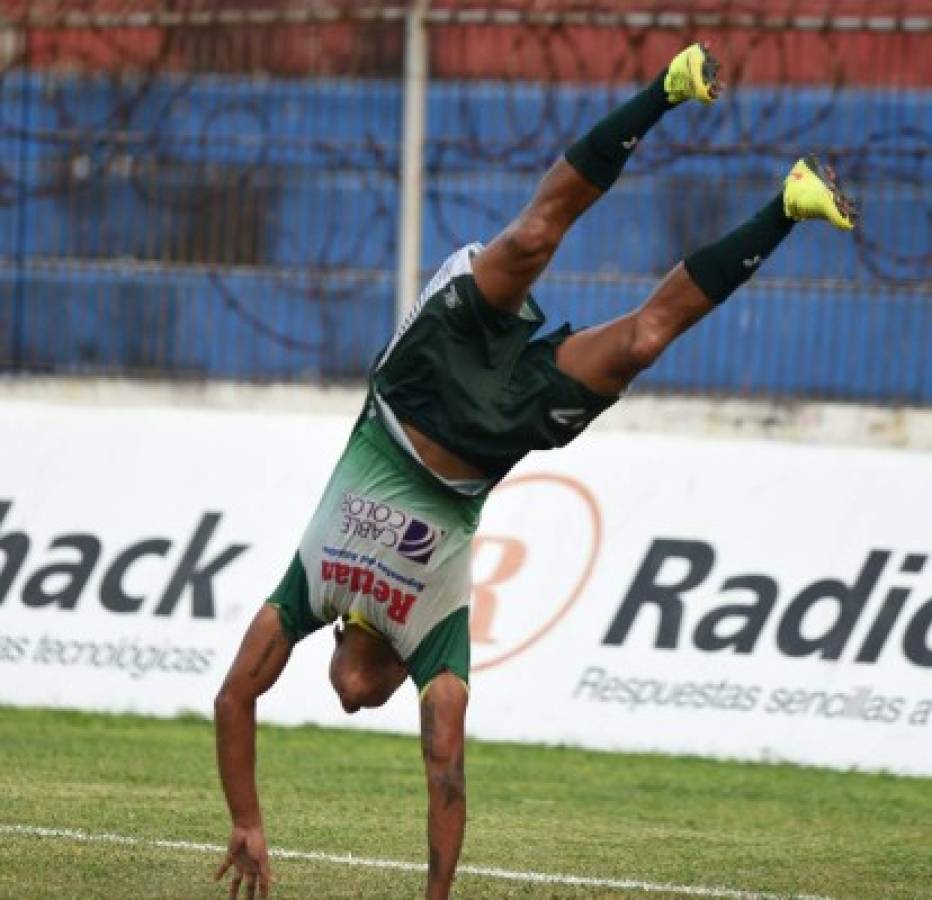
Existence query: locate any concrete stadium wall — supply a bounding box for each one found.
[2,376,930,449]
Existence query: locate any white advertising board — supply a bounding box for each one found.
[2,400,931,775]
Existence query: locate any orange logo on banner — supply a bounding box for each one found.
[470,536,526,645]
[470,473,602,671]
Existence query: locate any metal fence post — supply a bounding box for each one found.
[396,0,430,324]
[12,22,28,372]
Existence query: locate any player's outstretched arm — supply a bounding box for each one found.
[420,672,469,900]
[214,603,293,899]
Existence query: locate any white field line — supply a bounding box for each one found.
[0,823,830,900]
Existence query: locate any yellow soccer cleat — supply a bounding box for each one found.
[784,155,858,230]
[664,42,722,105]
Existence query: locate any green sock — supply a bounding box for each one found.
[564,71,674,191]
[683,195,795,304]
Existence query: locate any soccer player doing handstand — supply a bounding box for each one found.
[213,43,856,900]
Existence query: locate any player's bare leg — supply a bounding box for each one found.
[329,620,408,713]
[556,157,859,396]
[473,43,722,312]
[419,672,468,900]
[402,44,722,477]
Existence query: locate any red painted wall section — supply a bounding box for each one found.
[8,1,931,87]
[429,25,930,87]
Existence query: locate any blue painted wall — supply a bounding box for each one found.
[0,74,928,401]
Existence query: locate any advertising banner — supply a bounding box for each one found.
[2,400,931,774]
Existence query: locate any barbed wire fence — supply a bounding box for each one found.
[0,2,928,401]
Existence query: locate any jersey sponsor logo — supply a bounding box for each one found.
[549,407,588,429]
[398,519,444,565]
[621,136,638,150]
[320,560,418,624]
[742,254,762,269]
[339,492,444,565]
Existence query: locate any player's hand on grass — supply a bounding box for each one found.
[215,824,273,899]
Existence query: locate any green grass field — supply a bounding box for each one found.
[0,707,929,900]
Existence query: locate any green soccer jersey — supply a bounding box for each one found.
[296,416,483,659]
[267,414,481,690]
